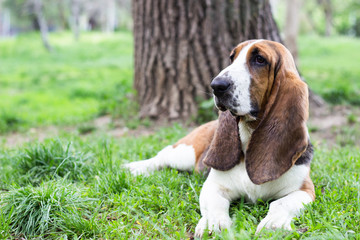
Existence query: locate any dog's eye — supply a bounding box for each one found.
[255,55,266,64]
[229,52,236,62]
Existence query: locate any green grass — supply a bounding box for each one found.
[0,131,359,239]
[299,35,360,105]
[0,31,135,133]
[16,139,93,185]
[1,32,360,134]
[0,180,96,238]
[0,32,359,238]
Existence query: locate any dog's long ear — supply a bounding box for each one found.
[245,64,309,185]
[203,110,243,170]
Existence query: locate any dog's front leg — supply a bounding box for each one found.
[256,190,313,233]
[195,177,233,238]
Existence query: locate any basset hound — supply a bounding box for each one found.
[124,39,315,237]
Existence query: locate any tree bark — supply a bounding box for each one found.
[69,0,81,41]
[0,7,11,37]
[57,0,69,30]
[284,0,302,65]
[319,0,333,37]
[133,0,284,120]
[102,0,117,32]
[33,0,52,52]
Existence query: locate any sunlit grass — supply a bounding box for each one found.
[299,35,360,105]
[17,139,93,185]
[0,180,95,238]
[0,31,134,133]
[0,130,358,239]
[0,33,359,133]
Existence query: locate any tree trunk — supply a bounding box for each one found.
[0,8,11,37]
[320,0,333,37]
[284,0,302,65]
[103,0,117,32]
[133,0,281,120]
[69,0,81,41]
[57,0,69,30]
[33,0,52,52]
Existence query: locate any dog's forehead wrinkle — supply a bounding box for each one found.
[236,40,263,63]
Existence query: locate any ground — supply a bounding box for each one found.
[308,104,360,147]
[3,103,359,149]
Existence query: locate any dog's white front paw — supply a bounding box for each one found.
[195,215,232,238]
[123,160,153,176]
[256,211,292,233]
[194,217,208,238]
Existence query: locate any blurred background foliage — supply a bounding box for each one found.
[0,0,359,132]
[1,0,359,37]
[273,0,360,36]
[1,0,132,34]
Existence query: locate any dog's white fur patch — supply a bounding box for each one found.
[124,132,313,237]
[123,144,195,175]
[195,163,310,237]
[256,190,312,233]
[216,40,262,116]
[238,120,253,152]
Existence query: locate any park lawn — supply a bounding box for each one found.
[0,31,135,133]
[298,35,360,105]
[0,128,359,239]
[1,32,360,134]
[0,32,359,239]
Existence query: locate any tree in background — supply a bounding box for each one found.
[1,0,132,40]
[31,0,52,51]
[301,0,360,36]
[3,0,53,51]
[318,0,333,37]
[284,0,302,65]
[69,0,82,40]
[68,0,121,40]
[133,0,281,120]
[0,0,11,36]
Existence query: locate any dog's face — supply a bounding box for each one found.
[211,40,296,119]
[208,39,309,184]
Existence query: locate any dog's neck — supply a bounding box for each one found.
[238,120,254,153]
[237,109,265,153]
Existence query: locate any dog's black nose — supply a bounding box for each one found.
[211,77,231,95]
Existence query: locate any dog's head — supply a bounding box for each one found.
[204,40,309,184]
[211,40,302,119]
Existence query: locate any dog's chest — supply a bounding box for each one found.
[210,120,308,203]
[208,162,309,204]
[205,120,309,203]
[238,121,253,152]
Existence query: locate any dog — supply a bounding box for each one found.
[124,39,315,237]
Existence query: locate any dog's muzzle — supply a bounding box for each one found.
[211,76,233,112]
[211,76,231,96]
